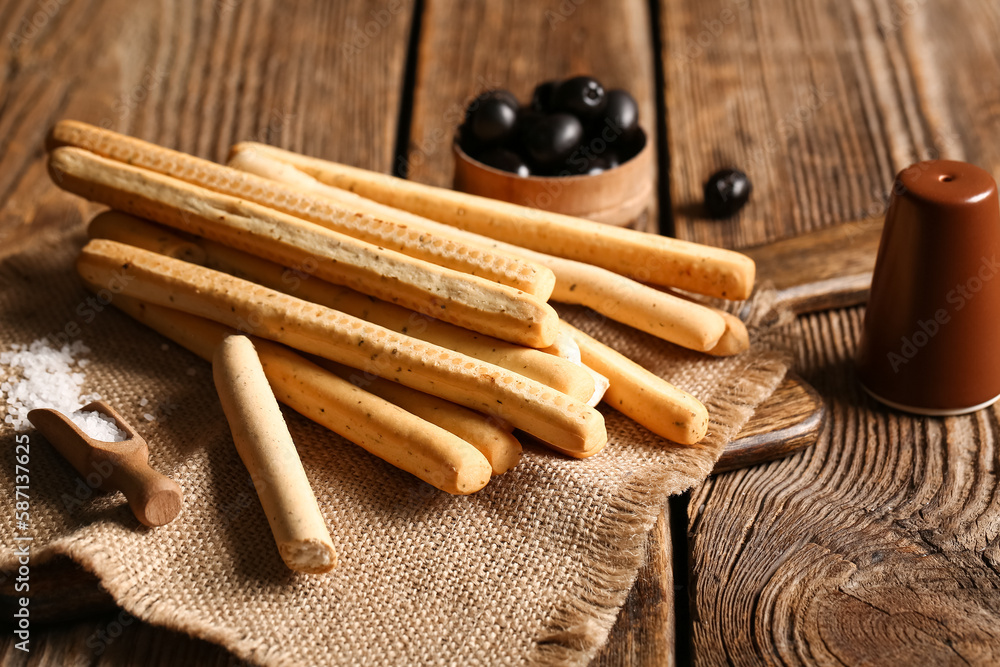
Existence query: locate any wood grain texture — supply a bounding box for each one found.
[746,217,884,315]
[594,513,675,667]
[405,0,660,233]
[715,374,824,474]
[0,0,415,258]
[661,0,1000,664]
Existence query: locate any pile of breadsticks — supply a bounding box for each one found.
[46,120,755,498]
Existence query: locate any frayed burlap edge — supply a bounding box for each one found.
[30,534,291,666]
[529,290,796,666]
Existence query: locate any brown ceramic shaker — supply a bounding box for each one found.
[856,159,1000,415]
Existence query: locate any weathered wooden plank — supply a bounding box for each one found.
[714,374,824,474]
[0,0,415,259]
[594,513,675,667]
[0,0,415,663]
[744,217,884,316]
[660,0,1000,664]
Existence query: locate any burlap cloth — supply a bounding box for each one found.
[0,224,794,666]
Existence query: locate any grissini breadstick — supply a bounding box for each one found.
[84,210,595,401]
[193,238,595,402]
[659,287,751,356]
[227,150,729,353]
[704,311,750,357]
[105,295,494,494]
[88,211,206,264]
[78,239,607,455]
[212,335,337,574]
[50,120,554,298]
[540,329,611,407]
[562,322,709,445]
[230,142,756,300]
[258,343,494,493]
[51,147,559,349]
[319,360,522,475]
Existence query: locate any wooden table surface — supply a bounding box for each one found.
[3,0,1000,664]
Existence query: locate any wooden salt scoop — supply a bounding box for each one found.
[27,401,183,527]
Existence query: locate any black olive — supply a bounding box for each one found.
[600,89,639,138]
[703,168,752,218]
[464,89,519,121]
[530,80,560,113]
[552,76,606,120]
[619,130,646,162]
[476,147,531,177]
[511,109,544,147]
[524,113,584,169]
[467,97,518,145]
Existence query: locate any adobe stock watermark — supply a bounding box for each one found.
[99,67,169,131]
[747,82,835,166]
[672,0,751,64]
[341,0,407,60]
[844,129,961,241]
[7,0,71,51]
[887,254,1000,373]
[396,73,502,177]
[878,0,928,35]
[520,115,632,211]
[545,0,587,29]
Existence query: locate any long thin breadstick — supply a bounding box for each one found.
[50,120,554,298]
[562,323,709,445]
[212,335,337,574]
[107,295,495,494]
[51,147,559,348]
[705,311,750,357]
[229,150,731,353]
[231,142,756,300]
[319,360,522,475]
[85,210,595,402]
[540,329,610,407]
[88,211,206,264]
[78,239,607,455]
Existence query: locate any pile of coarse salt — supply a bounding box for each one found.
[1,338,102,431]
[71,409,127,442]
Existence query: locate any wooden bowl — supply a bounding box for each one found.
[453,130,654,228]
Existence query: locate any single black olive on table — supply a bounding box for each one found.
[552,76,606,119]
[530,80,560,113]
[524,113,584,169]
[703,168,752,218]
[599,89,639,137]
[476,147,531,177]
[467,97,519,145]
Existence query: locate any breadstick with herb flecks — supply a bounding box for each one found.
[227,149,732,353]
[106,295,495,493]
[77,239,607,456]
[85,210,595,402]
[49,120,554,298]
[316,359,522,475]
[229,141,755,300]
[50,146,559,348]
[212,334,338,574]
[562,322,709,445]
